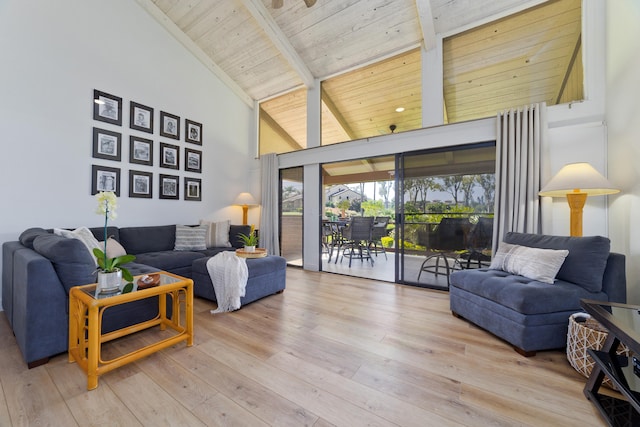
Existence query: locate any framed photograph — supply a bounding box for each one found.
[184,177,202,201]
[129,136,153,166]
[159,174,179,200]
[91,165,120,196]
[160,111,180,140]
[92,128,121,161]
[185,119,202,145]
[93,89,122,126]
[184,148,202,173]
[130,101,154,134]
[129,170,153,199]
[160,142,180,169]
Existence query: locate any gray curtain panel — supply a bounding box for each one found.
[259,153,280,255]
[493,102,547,252]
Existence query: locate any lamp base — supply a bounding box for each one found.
[566,192,587,237]
[242,205,248,225]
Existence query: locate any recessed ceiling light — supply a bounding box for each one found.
[395,107,405,112]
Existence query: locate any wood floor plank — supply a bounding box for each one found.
[203,339,436,427]
[0,268,608,426]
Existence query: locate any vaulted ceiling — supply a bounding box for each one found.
[138,0,582,151]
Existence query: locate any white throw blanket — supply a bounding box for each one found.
[206,251,248,313]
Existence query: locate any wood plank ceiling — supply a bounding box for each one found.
[143,0,582,162]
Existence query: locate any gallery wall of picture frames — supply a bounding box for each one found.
[91,89,202,201]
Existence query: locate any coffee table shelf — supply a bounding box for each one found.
[581,299,640,426]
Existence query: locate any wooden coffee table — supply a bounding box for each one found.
[68,271,193,390]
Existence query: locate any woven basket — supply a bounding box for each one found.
[566,312,630,389]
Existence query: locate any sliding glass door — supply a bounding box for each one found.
[397,143,496,290]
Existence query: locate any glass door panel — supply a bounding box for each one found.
[280,167,303,266]
[397,143,496,290]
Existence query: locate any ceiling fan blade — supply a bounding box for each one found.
[304,0,317,7]
[273,0,283,8]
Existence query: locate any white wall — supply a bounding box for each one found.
[0,0,259,308]
[606,0,640,303]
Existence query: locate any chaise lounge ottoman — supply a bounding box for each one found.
[191,255,286,306]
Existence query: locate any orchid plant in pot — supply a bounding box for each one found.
[93,191,135,293]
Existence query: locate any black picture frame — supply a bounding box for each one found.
[130,101,154,134]
[93,89,122,126]
[91,164,120,196]
[159,174,179,200]
[185,119,202,145]
[184,177,202,201]
[160,142,180,170]
[129,136,153,166]
[129,170,153,199]
[160,111,180,140]
[92,127,122,161]
[184,148,202,173]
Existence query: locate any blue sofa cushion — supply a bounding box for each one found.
[229,225,252,249]
[32,234,96,293]
[119,225,176,254]
[503,232,610,293]
[19,228,50,249]
[450,268,608,315]
[88,226,120,243]
[134,250,204,272]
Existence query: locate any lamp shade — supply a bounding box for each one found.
[539,162,619,197]
[233,192,258,206]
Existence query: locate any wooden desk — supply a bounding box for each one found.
[68,272,193,390]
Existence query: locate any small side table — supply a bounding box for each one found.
[581,299,640,426]
[68,272,193,390]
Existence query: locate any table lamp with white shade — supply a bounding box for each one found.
[538,162,619,237]
[233,192,258,225]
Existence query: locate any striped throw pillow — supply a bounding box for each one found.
[174,225,208,251]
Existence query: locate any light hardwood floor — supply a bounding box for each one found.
[0,268,608,426]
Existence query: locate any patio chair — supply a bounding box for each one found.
[339,216,375,267]
[417,217,472,285]
[368,216,390,259]
[458,216,493,268]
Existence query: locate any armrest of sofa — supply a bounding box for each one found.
[12,248,69,365]
[602,252,626,303]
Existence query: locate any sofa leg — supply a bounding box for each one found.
[451,311,463,319]
[276,290,284,294]
[27,357,50,369]
[514,347,536,357]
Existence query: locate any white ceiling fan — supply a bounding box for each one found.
[272,0,317,8]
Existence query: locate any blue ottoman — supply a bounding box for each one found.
[191,255,286,306]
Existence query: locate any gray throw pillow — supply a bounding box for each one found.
[174,225,208,251]
[504,232,610,292]
[490,242,569,284]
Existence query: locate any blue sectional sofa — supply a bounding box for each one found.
[2,224,286,367]
[449,232,626,356]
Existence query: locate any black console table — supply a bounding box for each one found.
[581,299,640,426]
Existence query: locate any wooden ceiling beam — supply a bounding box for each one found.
[415,0,437,51]
[241,0,315,89]
[260,110,304,151]
[320,86,357,140]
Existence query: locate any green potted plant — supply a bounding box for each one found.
[237,229,259,252]
[93,191,135,293]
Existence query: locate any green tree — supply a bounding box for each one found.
[440,175,464,205]
[476,174,495,212]
[378,180,393,208]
